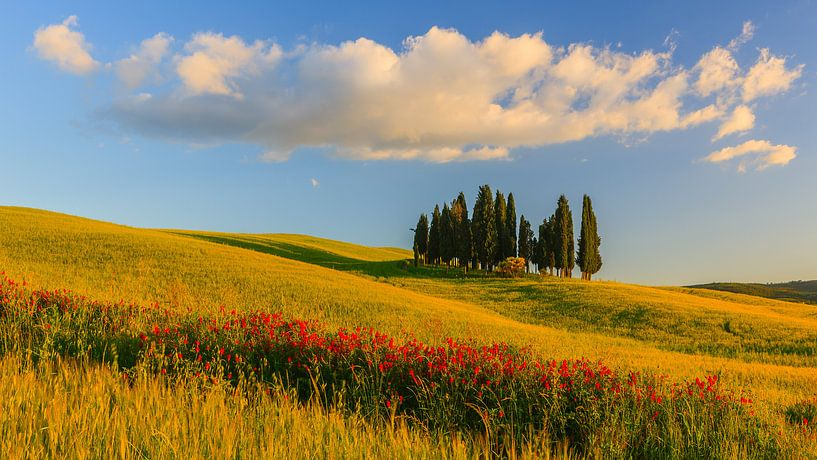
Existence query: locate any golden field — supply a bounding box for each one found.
[1,206,815,457]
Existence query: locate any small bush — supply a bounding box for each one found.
[495,257,526,278]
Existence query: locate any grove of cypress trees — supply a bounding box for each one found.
[440,203,454,267]
[415,190,597,277]
[494,190,508,264]
[428,205,441,266]
[577,194,603,280]
[518,215,532,272]
[472,185,496,271]
[414,214,429,265]
[506,193,517,258]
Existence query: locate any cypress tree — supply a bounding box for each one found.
[428,205,441,266]
[494,190,507,264]
[472,185,496,271]
[530,236,539,272]
[537,220,548,275]
[577,195,590,279]
[506,193,517,258]
[546,215,556,275]
[440,203,453,267]
[577,194,603,280]
[567,201,575,278]
[517,215,532,273]
[414,214,429,265]
[453,193,472,271]
[553,195,574,278]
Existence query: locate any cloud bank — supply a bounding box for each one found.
[33,18,804,168]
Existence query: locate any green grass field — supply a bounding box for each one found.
[1,206,816,457]
[691,281,817,306]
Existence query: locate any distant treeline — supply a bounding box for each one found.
[413,185,602,280]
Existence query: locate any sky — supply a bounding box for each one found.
[1,0,815,285]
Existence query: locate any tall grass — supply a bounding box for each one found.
[0,275,798,458]
[2,206,817,456]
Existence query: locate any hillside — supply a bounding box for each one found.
[176,230,817,368]
[691,281,817,305]
[4,206,817,456]
[1,206,816,408]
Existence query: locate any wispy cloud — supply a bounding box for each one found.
[34,19,804,165]
[32,16,99,75]
[703,139,796,172]
[115,33,173,89]
[713,105,755,141]
[727,20,755,51]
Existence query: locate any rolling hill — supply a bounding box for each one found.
[691,281,817,305]
[1,206,817,456]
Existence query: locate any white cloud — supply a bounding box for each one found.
[713,105,755,140]
[310,178,319,188]
[175,33,282,98]
[694,47,740,97]
[727,20,755,51]
[33,16,99,75]
[742,48,803,101]
[115,33,173,88]
[703,139,796,172]
[62,24,800,163]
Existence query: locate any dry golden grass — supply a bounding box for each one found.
[1,206,816,456]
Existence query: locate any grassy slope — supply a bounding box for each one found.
[690,281,817,305]
[176,231,817,367]
[1,207,816,410]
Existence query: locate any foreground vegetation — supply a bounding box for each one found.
[1,274,805,457]
[1,206,817,457]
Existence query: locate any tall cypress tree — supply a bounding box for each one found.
[518,215,532,272]
[506,193,517,257]
[494,190,507,264]
[553,195,574,278]
[414,214,429,265]
[577,194,603,280]
[546,214,556,275]
[472,185,496,270]
[577,195,590,280]
[567,200,575,278]
[453,192,472,271]
[440,203,453,267]
[530,236,539,272]
[537,219,548,274]
[428,205,441,266]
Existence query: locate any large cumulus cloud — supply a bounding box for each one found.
[34,18,805,168]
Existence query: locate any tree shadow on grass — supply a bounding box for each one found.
[169,232,482,281]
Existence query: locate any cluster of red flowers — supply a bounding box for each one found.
[0,273,760,441]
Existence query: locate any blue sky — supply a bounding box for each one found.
[1,1,815,285]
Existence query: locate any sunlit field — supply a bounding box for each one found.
[1,206,816,457]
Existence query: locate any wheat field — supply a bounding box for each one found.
[1,206,815,457]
